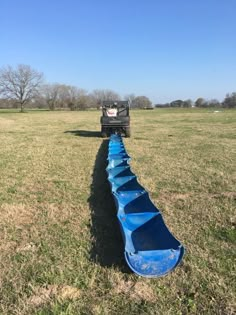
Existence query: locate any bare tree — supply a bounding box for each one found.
[91,89,120,108]
[76,89,89,110]
[57,86,88,110]
[66,86,83,110]
[124,93,136,108]
[0,64,43,112]
[41,83,61,110]
[57,84,71,110]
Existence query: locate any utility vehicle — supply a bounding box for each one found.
[100,101,130,137]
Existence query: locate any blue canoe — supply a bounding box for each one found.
[106,134,184,277]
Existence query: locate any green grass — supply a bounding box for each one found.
[0,108,235,314]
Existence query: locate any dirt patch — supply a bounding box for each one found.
[113,280,134,295]
[28,284,81,307]
[16,242,37,253]
[131,281,156,302]
[113,280,156,303]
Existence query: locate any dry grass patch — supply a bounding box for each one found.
[28,284,81,307]
[0,203,37,226]
[113,279,156,303]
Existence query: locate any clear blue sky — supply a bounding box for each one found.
[0,0,235,103]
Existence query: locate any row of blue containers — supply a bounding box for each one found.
[106,134,184,277]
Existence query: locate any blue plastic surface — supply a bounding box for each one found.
[106,134,184,277]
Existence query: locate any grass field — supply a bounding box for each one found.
[0,108,235,315]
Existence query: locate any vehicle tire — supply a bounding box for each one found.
[101,127,107,138]
[125,127,131,138]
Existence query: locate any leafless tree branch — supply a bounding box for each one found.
[0,64,44,112]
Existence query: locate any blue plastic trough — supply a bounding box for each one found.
[106,134,184,277]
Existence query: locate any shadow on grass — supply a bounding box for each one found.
[0,110,21,114]
[65,130,101,137]
[88,140,129,271]
[0,109,50,114]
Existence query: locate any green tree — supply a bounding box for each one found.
[183,99,193,107]
[207,99,221,107]
[170,100,184,107]
[222,92,236,108]
[132,96,152,109]
[195,97,206,108]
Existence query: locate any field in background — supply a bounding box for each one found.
[0,108,235,314]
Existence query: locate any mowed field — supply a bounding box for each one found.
[0,108,235,315]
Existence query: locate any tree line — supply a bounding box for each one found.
[0,64,153,112]
[155,95,236,109]
[0,64,235,111]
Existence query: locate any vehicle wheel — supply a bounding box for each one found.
[101,127,107,138]
[125,127,131,138]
